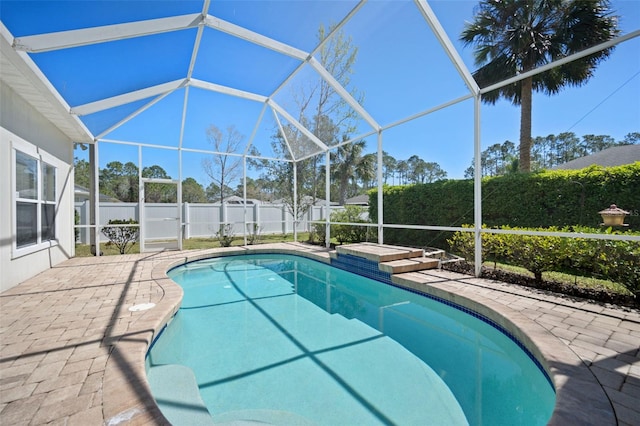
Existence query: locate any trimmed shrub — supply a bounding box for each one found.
[101,219,139,254]
[448,225,640,296]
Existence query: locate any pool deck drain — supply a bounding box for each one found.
[0,242,638,425]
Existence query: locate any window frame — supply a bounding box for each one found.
[12,138,59,258]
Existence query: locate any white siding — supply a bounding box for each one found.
[1,82,75,292]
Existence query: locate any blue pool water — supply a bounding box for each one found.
[147,254,555,425]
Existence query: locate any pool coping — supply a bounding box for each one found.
[101,243,617,425]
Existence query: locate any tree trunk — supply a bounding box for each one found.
[519,76,533,172]
[339,173,349,205]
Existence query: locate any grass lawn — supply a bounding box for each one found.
[74,232,315,257]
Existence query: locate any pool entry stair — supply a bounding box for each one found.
[330,243,442,283]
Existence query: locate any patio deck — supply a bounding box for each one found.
[0,243,638,425]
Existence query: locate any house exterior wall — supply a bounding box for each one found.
[1,81,76,292]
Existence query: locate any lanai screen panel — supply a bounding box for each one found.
[1,0,638,219]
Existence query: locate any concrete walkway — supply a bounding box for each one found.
[1,243,638,425]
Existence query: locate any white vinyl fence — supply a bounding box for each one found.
[75,201,337,244]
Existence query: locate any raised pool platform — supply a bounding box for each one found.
[331,242,441,281]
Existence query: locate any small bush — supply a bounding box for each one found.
[101,219,139,254]
[216,223,236,247]
[74,210,80,243]
[331,206,372,245]
[246,223,261,245]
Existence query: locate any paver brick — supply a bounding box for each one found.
[61,359,94,376]
[0,373,29,390]
[568,325,610,342]
[562,316,592,328]
[573,336,620,357]
[27,360,66,383]
[622,378,640,396]
[619,320,640,332]
[42,383,83,406]
[31,393,93,424]
[591,366,625,390]
[33,370,87,395]
[67,406,104,426]
[79,372,103,396]
[0,382,37,403]
[0,393,46,425]
[604,338,639,354]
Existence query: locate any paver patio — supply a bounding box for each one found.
[1,243,638,425]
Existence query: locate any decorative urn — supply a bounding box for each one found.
[598,204,629,227]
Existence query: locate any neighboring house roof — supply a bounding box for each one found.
[553,145,640,170]
[223,195,261,205]
[345,194,369,206]
[270,196,339,206]
[74,185,121,202]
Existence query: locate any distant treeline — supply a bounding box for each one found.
[464,131,639,178]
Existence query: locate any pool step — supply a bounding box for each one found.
[147,364,214,425]
[335,242,424,262]
[379,257,440,274]
[332,243,441,276]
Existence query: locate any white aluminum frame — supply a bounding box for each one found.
[4,0,639,270]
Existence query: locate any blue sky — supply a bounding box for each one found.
[1,0,638,186]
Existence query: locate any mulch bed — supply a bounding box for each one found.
[443,260,638,309]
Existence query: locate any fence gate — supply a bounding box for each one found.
[140,178,182,252]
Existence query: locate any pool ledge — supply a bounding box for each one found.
[102,243,616,425]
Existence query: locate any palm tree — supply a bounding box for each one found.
[461,0,619,172]
[332,140,370,205]
[357,153,377,191]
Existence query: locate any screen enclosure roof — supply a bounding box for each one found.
[0,0,483,162]
[0,1,637,163]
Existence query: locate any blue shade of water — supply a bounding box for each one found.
[148,254,555,425]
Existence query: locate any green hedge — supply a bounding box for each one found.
[369,164,640,248]
[448,225,640,296]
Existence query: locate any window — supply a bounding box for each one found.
[14,148,57,251]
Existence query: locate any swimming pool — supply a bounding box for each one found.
[147,253,555,425]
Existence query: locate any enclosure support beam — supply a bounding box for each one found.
[269,100,328,154]
[72,80,185,116]
[13,13,202,53]
[325,151,331,248]
[414,0,480,96]
[243,156,247,246]
[377,130,384,245]
[293,161,298,242]
[138,145,145,253]
[473,95,482,277]
[89,143,100,257]
[178,147,183,251]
